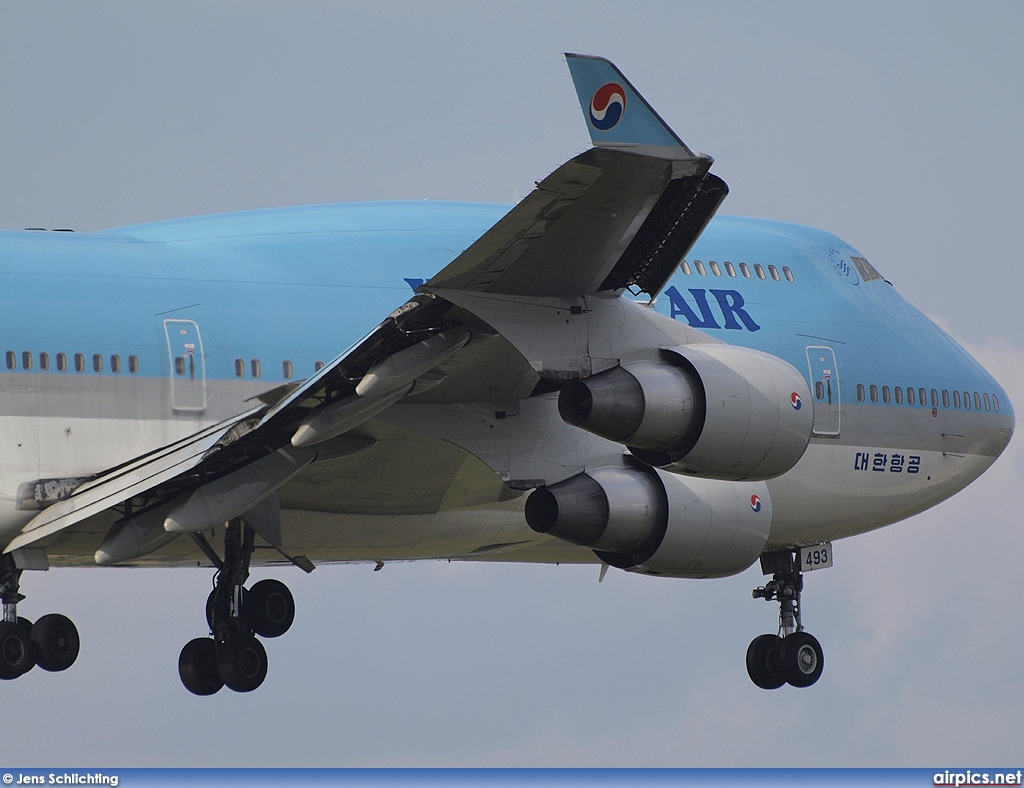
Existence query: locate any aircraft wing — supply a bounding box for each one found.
[425,54,727,299]
[5,54,729,561]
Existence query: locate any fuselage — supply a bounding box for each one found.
[0,201,1012,564]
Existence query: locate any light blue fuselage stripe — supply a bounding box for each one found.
[0,202,1008,419]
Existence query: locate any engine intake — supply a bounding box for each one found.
[558,345,813,481]
[525,465,772,578]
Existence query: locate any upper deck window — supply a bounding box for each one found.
[709,261,722,277]
[694,261,707,276]
[754,264,766,280]
[783,266,795,283]
[768,265,781,281]
[724,262,736,277]
[739,263,751,278]
[680,261,692,276]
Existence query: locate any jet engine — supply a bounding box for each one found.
[525,464,771,578]
[558,344,813,481]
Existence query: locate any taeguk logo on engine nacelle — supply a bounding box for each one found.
[590,82,626,130]
[750,495,762,513]
[791,392,802,410]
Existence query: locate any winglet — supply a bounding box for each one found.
[565,53,704,163]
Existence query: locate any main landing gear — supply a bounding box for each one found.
[177,518,296,695]
[746,549,824,689]
[0,555,80,680]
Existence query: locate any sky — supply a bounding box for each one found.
[1,0,1023,768]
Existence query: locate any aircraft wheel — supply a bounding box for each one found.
[218,633,268,693]
[745,633,785,689]
[179,637,224,696]
[0,620,35,679]
[30,613,80,672]
[779,631,823,688]
[245,579,294,638]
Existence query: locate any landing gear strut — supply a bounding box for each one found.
[0,554,80,680]
[177,518,295,696]
[747,549,824,689]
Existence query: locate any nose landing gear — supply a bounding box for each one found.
[177,518,296,696]
[747,548,824,689]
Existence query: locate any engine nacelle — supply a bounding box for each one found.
[558,344,813,481]
[524,465,771,578]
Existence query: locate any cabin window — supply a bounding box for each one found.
[953,390,961,409]
[983,393,991,411]
[856,383,865,402]
[942,390,950,408]
[22,351,32,371]
[694,261,707,276]
[283,360,293,379]
[128,355,139,373]
[993,395,1000,412]
[724,262,736,277]
[314,361,325,372]
[870,384,878,403]
[974,392,981,411]
[882,386,891,404]
[964,391,971,410]
[4,351,13,370]
[93,354,103,373]
[768,265,781,281]
[907,387,915,406]
[783,266,795,282]
[235,359,245,378]
[739,263,752,278]
[57,353,67,372]
[251,359,261,378]
[754,264,766,280]
[110,355,121,373]
[895,386,904,405]
[74,353,85,373]
[39,352,49,371]
[709,261,721,277]
[680,260,692,275]
[931,389,938,408]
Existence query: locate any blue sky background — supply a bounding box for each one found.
[0,1,1022,767]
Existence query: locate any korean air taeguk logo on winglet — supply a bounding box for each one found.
[590,83,626,130]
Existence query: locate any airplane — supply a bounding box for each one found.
[0,54,1012,695]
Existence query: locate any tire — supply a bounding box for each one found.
[179,637,223,696]
[0,620,35,679]
[218,633,268,692]
[245,579,294,638]
[779,631,824,688]
[745,634,786,689]
[30,613,80,672]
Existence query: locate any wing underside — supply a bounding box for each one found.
[5,54,727,565]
